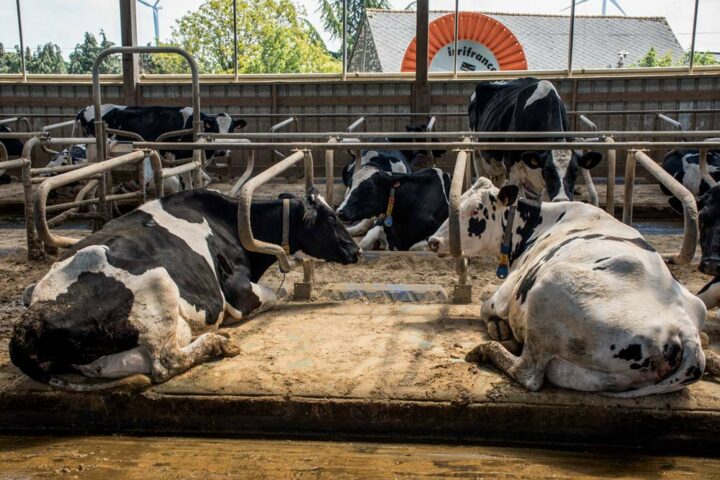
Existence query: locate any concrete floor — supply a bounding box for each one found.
[2,302,720,451]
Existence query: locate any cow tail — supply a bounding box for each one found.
[607,335,705,398]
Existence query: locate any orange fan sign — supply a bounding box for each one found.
[401,12,528,73]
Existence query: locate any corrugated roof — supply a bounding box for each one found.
[353,10,684,71]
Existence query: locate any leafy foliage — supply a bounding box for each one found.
[67,31,121,74]
[317,0,390,53]
[27,43,67,74]
[634,47,718,68]
[163,0,340,74]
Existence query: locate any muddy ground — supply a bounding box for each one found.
[0,226,713,367]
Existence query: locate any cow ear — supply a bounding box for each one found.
[497,185,519,207]
[235,119,247,130]
[578,151,603,170]
[521,151,543,169]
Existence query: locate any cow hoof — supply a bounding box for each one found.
[219,337,241,357]
[465,344,487,364]
[487,316,512,341]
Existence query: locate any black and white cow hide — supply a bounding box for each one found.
[428,177,706,397]
[0,124,24,183]
[76,105,247,162]
[660,149,720,214]
[337,167,451,251]
[468,77,602,202]
[10,188,359,391]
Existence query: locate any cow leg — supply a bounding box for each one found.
[358,224,388,251]
[466,341,547,391]
[481,288,513,341]
[698,276,720,310]
[221,272,279,326]
[152,331,240,383]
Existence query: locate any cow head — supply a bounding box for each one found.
[519,149,602,202]
[698,185,720,276]
[296,189,360,265]
[399,124,446,164]
[428,177,519,256]
[201,113,246,134]
[337,169,406,223]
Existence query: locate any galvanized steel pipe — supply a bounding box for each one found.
[634,150,698,265]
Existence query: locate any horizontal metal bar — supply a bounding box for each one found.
[132,141,720,151]
[107,128,145,141]
[269,117,296,133]
[42,120,75,132]
[45,191,141,213]
[156,128,193,142]
[0,117,19,125]
[0,132,46,140]
[32,163,87,175]
[0,158,28,170]
[205,130,720,140]
[32,173,100,184]
[162,161,198,178]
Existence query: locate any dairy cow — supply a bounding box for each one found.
[11,188,359,391]
[696,185,720,309]
[660,149,720,214]
[76,105,247,162]
[428,178,706,396]
[468,78,602,202]
[337,167,451,251]
[0,124,24,183]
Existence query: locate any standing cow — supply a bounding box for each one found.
[469,78,602,202]
[11,188,359,391]
[428,178,706,396]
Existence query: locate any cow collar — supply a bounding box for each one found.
[382,182,400,227]
[496,205,516,279]
[281,198,290,254]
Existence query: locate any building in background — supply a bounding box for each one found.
[349,10,684,72]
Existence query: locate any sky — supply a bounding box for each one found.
[0,0,718,58]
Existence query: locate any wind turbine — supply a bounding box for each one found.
[137,0,162,45]
[563,0,628,16]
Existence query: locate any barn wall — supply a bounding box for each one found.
[1,74,719,179]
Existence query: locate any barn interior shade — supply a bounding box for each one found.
[401,13,528,73]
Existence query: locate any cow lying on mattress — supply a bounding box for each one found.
[428,178,706,396]
[10,189,359,391]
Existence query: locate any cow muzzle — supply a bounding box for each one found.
[427,237,447,257]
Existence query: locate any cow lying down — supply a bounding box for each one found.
[428,178,706,397]
[11,189,359,391]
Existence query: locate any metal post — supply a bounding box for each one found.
[414,0,430,113]
[233,0,239,81]
[604,136,616,217]
[325,137,337,206]
[119,0,139,105]
[342,0,347,81]
[16,0,26,81]
[449,138,473,304]
[452,0,459,79]
[689,0,700,72]
[622,150,636,226]
[567,0,576,75]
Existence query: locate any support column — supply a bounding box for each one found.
[119,0,139,105]
[413,0,430,114]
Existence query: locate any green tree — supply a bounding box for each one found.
[683,50,719,66]
[317,0,390,53]
[141,42,190,74]
[169,0,339,74]
[0,43,22,74]
[26,43,67,74]
[633,47,718,68]
[67,31,121,74]
[635,47,674,68]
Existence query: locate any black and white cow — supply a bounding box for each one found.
[428,177,706,396]
[10,188,359,391]
[76,105,247,161]
[340,148,413,237]
[696,185,720,309]
[337,167,451,251]
[468,78,602,202]
[0,124,24,183]
[45,145,87,171]
[660,149,720,214]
